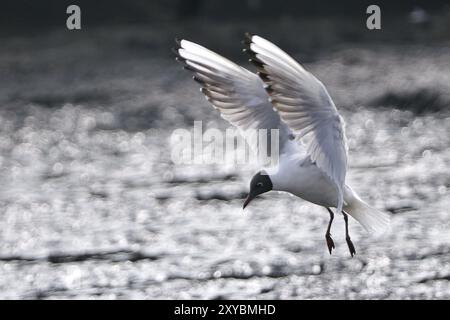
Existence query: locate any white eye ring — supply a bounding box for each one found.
[256,182,263,187]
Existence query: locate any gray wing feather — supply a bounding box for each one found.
[246,34,348,212]
[176,39,294,157]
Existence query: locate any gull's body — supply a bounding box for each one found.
[271,148,357,210]
[271,154,342,208]
[175,34,390,256]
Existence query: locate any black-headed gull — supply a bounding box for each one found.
[175,33,390,256]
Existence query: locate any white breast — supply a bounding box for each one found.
[268,154,340,208]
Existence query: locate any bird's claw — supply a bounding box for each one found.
[325,234,335,255]
[346,236,356,257]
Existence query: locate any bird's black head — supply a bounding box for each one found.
[243,171,273,209]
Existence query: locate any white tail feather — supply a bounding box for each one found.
[344,194,390,235]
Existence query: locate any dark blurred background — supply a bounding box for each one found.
[0,0,449,299]
[2,0,450,46]
[2,0,450,28]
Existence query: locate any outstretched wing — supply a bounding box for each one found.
[175,39,294,157]
[245,34,348,212]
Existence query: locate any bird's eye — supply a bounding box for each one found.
[256,182,263,187]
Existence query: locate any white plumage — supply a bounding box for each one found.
[177,39,293,152]
[176,34,390,256]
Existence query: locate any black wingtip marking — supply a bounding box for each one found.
[174,38,182,47]
[265,85,275,95]
[243,32,253,46]
[249,58,264,69]
[244,48,257,60]
[171,47,179,56]
[257,72,270,82]
[175,56,186,65]
[193,76,206,86]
